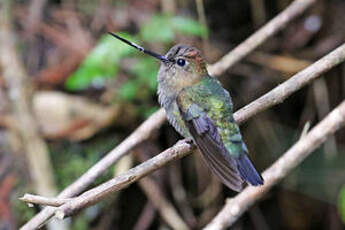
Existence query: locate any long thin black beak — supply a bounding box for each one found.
[108,32,170,63]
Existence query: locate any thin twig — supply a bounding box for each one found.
[54,140,195,219]
[249,0,266,28]
[234,43,345,124]
[0,3,67,230]
[169,161,198,226]
[20,109,166,230]
[26,0,47,32]
[19,195,72,207]
[313,78,338,159]
[134,143,190,230]
[139,177,190,230]
[161,0,176,14]
[132,202,156,230]
[195,0,209,53]
[247,52,311,74]
[203,100,345,230]
[208,0,316,76]
[0,0,58,198]
[20,1,317,228]
[21,43,345,221]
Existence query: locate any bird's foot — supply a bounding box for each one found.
[184,137,194,145]
[176,137,194,146]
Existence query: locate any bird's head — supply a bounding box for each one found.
[108,32,208,93]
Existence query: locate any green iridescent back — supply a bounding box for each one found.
[179,75,245,158]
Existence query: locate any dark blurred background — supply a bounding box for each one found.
[0,0,345,229]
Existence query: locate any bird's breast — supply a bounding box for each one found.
[157,85,190,137]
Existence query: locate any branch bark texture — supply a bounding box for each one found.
[208,0,316,76]
[52,140,194,218]
[21,0,317,228]
[234,43,345,124]
[20,194,72,207]
[22,41,345,225]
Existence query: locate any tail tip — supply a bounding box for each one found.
[249,174,264,186]
[237,154,264,186]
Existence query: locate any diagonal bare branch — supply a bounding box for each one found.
[20,0,317,229]
[19,195,72,207]
[208,0,317,76]
[22,99,345,224]
[21,42,345,224]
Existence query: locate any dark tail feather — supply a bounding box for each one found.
[236,153,263,186]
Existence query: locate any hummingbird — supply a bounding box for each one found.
[109,32,263,191]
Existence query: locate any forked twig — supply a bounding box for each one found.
[20,0,317,228]
[21,43,345,221]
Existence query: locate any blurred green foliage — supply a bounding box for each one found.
[45,137,118,230]
[72,215,89,230]
[171,16,208,37]
[140,15,207,42]
[65,32,136,91]
[12,198,36,226]
[338,184,345,223]
[55,15,206,228]
[65,14,207,97]
[51,136,117,190]
[141,15,174,43]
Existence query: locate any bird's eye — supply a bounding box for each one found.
[176,58,186,67]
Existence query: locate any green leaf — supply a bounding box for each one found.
[130,57,158,91]
[66,64,118,90]
[143,106,159,118]
[65,33,136,90]
[140,15,207,42]
[119,80,139,101]
[141,15,174,43]
[172,16,208,37]
[338,185,345,223]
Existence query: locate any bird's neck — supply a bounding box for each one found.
[158,75,209,108]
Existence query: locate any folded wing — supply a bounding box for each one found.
[178,103,244,191]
